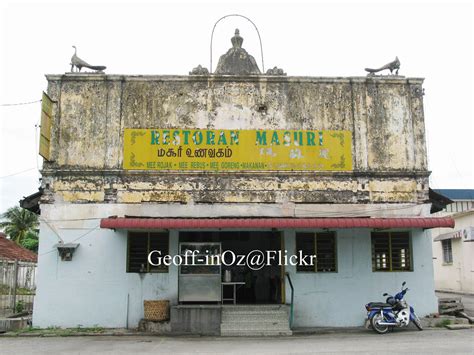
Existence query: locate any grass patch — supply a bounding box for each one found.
[435,319,452,328]
[9,325,105,336]
[14,326,42,333]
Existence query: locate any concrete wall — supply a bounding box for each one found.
[33,204,180,328]
[41,74,429,206]
[284,228,438,327]
[432,211,474,294]
[33,204,437,328]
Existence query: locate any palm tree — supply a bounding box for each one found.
[0,206,39,245]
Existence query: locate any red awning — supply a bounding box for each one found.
[100,217,454,230]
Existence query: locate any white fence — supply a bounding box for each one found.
[0,259,37,316]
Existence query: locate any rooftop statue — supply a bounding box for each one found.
[189,64,209,75]
[266,66,286,76]
[70,46,106,73]
[214,29,261,75]
[365,57,400,76]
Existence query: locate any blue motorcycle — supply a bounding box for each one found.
[365,282,423,334]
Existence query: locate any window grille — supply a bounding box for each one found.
[371,232,412,272]
[441,239,453,264]
[296,232,337,272]
[127,232,169,273]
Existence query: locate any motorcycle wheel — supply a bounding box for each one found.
[370,313,390,334]
[412,312,423,331]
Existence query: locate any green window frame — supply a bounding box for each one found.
[127,232,169,273]
[371,232,412,272]
[295,232,337,272]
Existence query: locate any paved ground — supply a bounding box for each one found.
[0,328,473,354]
[437,291,474,316]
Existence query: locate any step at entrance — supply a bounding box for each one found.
[221,305,292,336]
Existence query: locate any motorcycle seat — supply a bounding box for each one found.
[367,302,392,308]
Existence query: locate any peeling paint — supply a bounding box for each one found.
[60,191,105,203]
[42,75,429,206]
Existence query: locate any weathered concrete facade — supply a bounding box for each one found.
[42,74,428,208]
[33,72,440,330]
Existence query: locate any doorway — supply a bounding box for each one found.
[179,231,283,304]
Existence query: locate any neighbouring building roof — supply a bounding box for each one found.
[429,188,453,214]
[0,232,38,263]
[19,188,43,215]
[434,189,474,201]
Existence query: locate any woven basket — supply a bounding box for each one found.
[144,300,170,321]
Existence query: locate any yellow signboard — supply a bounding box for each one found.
[123,129,352,171]
[39,92,53,160]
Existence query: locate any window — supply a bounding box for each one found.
[296,232,337,272]
[127,232,169,273]
[441,239,453,264]
[371,232,412,272]
[295,233,315,272]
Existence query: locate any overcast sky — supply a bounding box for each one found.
[0,0,473,213]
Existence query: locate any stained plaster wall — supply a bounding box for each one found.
[40,74,429,207]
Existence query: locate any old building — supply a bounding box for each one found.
[32,30,453,334]
[432,189,474,294]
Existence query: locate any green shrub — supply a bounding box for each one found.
[15,300,24,313]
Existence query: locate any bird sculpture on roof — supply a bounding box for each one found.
[365,57,400,75]
[70,46,106,73]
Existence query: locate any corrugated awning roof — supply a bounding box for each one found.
[100,217,454,230]
[434,229,464,242]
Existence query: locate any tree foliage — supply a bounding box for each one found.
[0,206,39,251]
[20,231,40,252]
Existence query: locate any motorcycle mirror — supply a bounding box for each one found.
[383,293,388,296]
[402,281,406,287]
